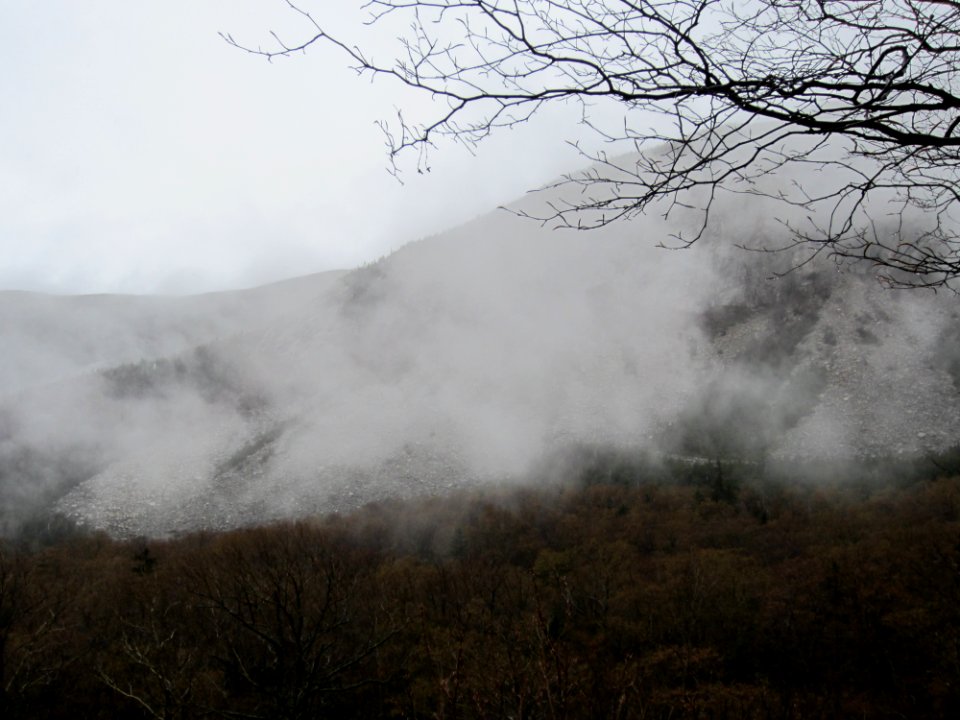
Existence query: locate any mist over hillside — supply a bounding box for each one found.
[0,272,348,397]
[2,153,959,537]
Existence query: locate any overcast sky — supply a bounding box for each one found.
[0,1,596,295]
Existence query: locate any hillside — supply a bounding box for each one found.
[0,271,346,396]
[2,160,959,537]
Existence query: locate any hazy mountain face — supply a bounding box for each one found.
[2,155,959,537]
[0,272,346,396]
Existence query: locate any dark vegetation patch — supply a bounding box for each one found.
[100,345,265,413]
[699,303,753,339]
[213,423,285,480]
[734,271,834,369]
[0,443,101,538]
[671,364,829,460]
[2,451,960,719]
[340,257,389,316]
[934,320,960,393]
[855,322,881,345]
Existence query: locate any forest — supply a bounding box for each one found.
[2,451,959,719]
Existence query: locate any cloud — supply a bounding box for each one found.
[0,1,603,295]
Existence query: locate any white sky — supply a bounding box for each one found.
[0,1,597,295]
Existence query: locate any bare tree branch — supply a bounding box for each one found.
[228,0,960,289]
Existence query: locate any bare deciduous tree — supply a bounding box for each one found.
[227,1,960,288]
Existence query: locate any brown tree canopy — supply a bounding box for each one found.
[227,1,960,289]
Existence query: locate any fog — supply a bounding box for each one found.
[2,146,959,537]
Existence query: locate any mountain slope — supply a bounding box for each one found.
[3,161,960,537]
[0,270,346,396]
